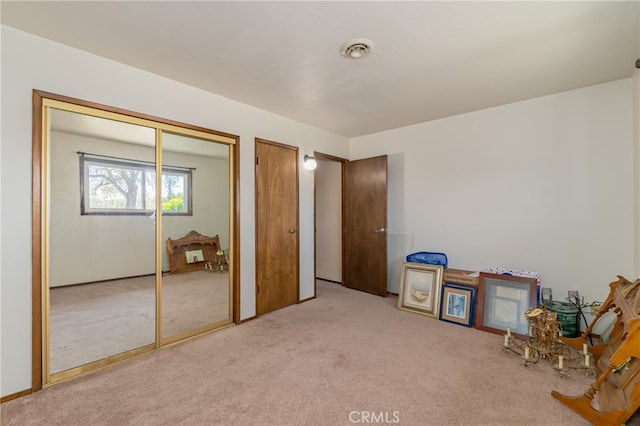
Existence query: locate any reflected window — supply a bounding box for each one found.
[80,155,192,215]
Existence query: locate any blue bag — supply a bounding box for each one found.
[406,252,448,269]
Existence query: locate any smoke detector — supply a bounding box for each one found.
[340,38,375,59]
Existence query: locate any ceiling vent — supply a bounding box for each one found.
[340,38,375,59]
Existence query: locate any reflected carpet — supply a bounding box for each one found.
[49,270,229,373]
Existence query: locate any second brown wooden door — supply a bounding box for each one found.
[343,155,388,296]
[255,139,299,315]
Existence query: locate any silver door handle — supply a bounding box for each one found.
[374,228,386,233]
[289,228,297,233]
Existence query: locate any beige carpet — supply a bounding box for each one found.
[50,271,230,373]
[3,280,638,425]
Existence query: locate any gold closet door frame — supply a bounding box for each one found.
[35,91,239,388]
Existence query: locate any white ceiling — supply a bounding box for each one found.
[3,1,639,138]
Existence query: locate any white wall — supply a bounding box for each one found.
[351,79,635,308]
[0,25,349,397]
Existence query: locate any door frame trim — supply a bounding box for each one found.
[312,152,348,294]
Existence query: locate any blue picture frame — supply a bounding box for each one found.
[439,282,476,327]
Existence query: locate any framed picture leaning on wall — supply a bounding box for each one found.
[476,272,538,336]
[439,283,476,327]
[397,262,443,318]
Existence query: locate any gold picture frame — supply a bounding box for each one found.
[398,262,443,317]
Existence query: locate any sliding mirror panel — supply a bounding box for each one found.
[161,133,232,342]
[47,108,157,380]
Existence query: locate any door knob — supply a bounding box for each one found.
[374,227,386,233]
[289,227,297,233]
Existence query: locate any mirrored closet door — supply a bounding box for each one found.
[47,109,158,377]
[160,133,231,343]
[35,92,238,386]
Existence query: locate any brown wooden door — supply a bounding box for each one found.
[343,155,388,296]
[255,139,299,315]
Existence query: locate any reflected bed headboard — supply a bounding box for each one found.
[166,230,221,274]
